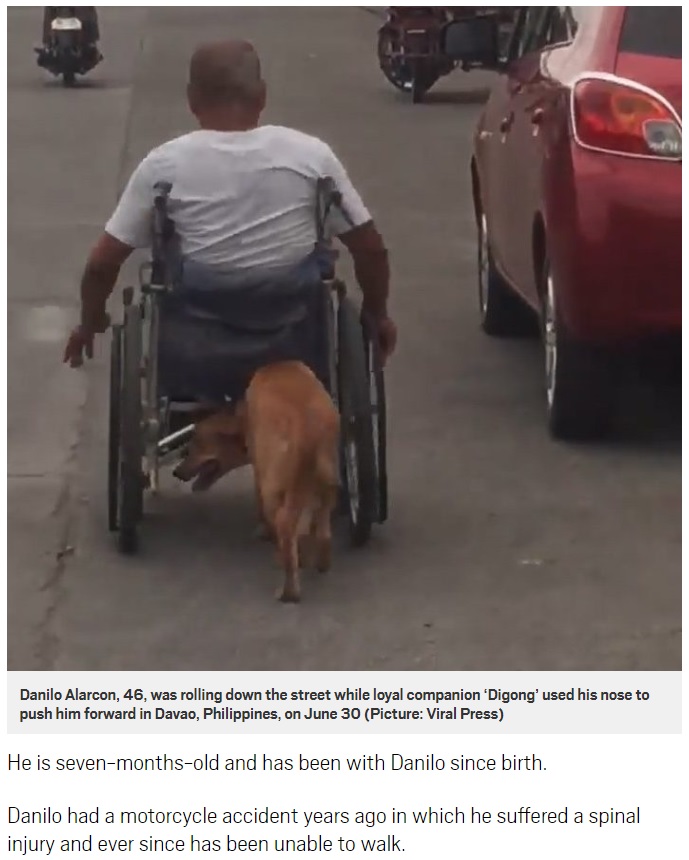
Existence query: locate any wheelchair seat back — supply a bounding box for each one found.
[157,249,334,403]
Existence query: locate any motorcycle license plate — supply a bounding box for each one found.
[51,17,82,31]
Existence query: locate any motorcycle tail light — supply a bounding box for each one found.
[572,77,681,160]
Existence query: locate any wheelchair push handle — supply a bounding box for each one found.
[153,180,172,205]
[317,176,342,207]
[148,181,176,292]
[152,181,174,239]
[315,176,355,244]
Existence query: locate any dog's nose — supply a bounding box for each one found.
[172,463,188,482]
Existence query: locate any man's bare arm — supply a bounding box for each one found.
[80,232,134,330]
[339,221,390,321]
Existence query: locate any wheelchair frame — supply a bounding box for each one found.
[108,179,388,554]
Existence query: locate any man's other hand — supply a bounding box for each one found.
[372,315,398,365]
[64,326,96,368]
[63,315,110,368]
[339,221,395,364]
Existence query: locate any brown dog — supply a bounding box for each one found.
[174,361,340,603]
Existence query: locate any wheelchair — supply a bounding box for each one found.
[107,178,388,555]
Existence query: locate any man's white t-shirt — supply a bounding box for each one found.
[105,125,371,273]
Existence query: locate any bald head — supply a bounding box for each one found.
[188,40,265,113]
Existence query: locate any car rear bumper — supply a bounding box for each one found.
[552,150,681,344]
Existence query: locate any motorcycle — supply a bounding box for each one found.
[36,7,102,86]
[377,7,515,103]
[377,7,453,103]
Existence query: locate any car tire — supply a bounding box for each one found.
[477,211,534,337]
[542,255,614,442]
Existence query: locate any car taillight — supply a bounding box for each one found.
[572,78,681,160]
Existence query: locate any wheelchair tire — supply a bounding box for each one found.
[117,303,144,555]
[364,324,388,525]
[108,325,123,532]
[337,298,377,547]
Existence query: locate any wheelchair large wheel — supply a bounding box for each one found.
[363,322,388,525]
[116,302,144,554]
[108,325,123,532]
[337,298,377,547]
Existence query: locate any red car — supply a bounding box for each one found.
[448,7,681,440]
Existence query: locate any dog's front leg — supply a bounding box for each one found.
[274,504,301,603]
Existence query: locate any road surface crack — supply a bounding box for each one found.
[34,421,84,671]
[33,21,150,672]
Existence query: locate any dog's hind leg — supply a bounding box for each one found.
[274,502,301,603]
[312,484,337,574]
[252,479,274,542]
[311,442,338,573]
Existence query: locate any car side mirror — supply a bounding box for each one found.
[441,16,501,70]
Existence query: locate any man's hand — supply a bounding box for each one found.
[63,315,110,368]
[369,314,398,365]
[65,231,133,368]
[339,222,395,363]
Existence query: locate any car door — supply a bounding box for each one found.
[498,8,581,303]
[485,8,551,294]
[474,25,516,267]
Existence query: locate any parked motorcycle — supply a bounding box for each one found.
[36,7,102,86]
[377,7,515,103]
[377,7,453,103]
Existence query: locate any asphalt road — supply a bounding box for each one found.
[8,7,681,672]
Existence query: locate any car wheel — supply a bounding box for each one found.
[542,256,614,441]
[477,212,534,337]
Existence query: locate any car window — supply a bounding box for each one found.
[509,6,581,59]
[619,7,681,59]
[509,7,549,59]
[545,7,580,45]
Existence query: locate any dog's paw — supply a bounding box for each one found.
[277,586,301,604]
[297,535,315,570]
[315,556,331,575]
[314,539,332,574]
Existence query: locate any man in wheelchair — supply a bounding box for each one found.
[63,39,396,373]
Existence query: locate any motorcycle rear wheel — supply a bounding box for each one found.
[377,29,412,92]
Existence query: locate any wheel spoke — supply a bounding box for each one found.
[479,214,490,315]
[344,434,360,521]
[545,274,558,409]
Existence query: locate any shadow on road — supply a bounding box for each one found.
[497,336,682,453]
[420,87,492,106]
